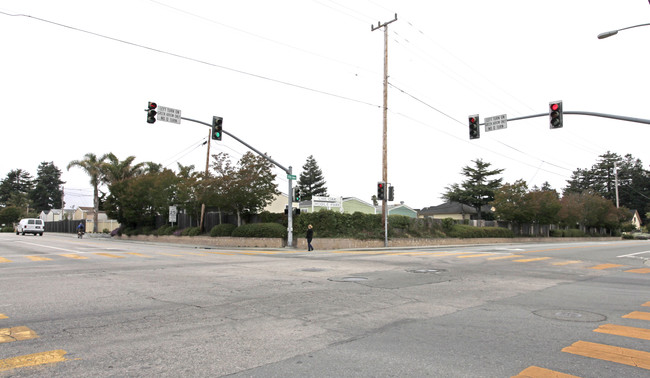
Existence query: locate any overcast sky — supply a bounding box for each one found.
[2,0,649,210]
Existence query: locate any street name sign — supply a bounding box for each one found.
[484,114,507,131]
[157,106,182,124]
[287,174,297,180]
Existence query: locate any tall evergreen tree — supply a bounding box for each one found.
[297,155,328,201]
[0,169,33,208]
[30,162,64,212]
[564,151,650,223]
[442,159,504,221]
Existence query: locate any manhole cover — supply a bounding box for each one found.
[301,268,326,272]
[533,309,606,322]
[407,268,446,274]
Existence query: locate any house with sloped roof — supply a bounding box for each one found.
[629,209,642,230]
[418,201,494,221]
[383,203,417,218]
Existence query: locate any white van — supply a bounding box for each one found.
[16,218,45,236]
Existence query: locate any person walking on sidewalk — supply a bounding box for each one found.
[306,224,314,251]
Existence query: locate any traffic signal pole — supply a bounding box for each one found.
[485,111,650,125]
[180,116,296,247]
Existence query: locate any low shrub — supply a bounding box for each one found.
[231,223,287,238]
[447,224,513,238]
[210,223,236,237]
[181,227,201,236]
[1,226,14,233]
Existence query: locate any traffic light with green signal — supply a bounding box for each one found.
[212,116,223,140]
[294,187,301,202]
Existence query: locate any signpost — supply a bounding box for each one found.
[484,114,507,132]
[157,106,182,124]
[169,205,177,225]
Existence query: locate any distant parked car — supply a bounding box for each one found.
[16,218,44,236]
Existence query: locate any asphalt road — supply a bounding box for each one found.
[0,233,649,377]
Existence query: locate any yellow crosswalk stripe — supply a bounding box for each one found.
[643,302,650,307]
[0,350,67,372]
[622,311,650,321]
[588,263,623,270]
[594,324,650,341]
[457,253,498,259]
[59,254,88,259]
[0,314,7,319]
[487,255,523,260]
[0,326,38,343]
[562,340,650,370]
[93,253,125,258]
[625,268,650,274]
[25,256,52,261]
[513,257,552,263]
[512,365,580,378]
[552,260,582,266]
[0,257,12,263]
[124,252,151,257]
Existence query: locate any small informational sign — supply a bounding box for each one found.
[287,174,297,180]
[157,106,182,124]
[484,114,507,131]
[169,205,177,223]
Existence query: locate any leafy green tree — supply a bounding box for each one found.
[0,169,33,208]
[565,152,650,223]
[559,190,626,231]
[297,155,328,201]
[67,153,106,233]
[30,162,64,213]
[105,169,178,228]
[208,152,279,226]
[442,159,504,220]
[527,186,561,225]
[0,206,22,225]
[492,180,531,223]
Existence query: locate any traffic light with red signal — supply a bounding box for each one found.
[146,102,157,124]
[549,101,563,129]
[469,114,480,139]
[377,182,386,200]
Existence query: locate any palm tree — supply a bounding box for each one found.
[67,153,106,233]
[101,153,144,186]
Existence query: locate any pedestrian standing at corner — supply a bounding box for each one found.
[306,224,314,251]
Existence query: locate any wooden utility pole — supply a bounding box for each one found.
[199,129,211,232]
[372,13,397,247]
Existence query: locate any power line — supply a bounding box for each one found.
[0,11,381,109]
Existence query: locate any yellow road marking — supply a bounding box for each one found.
[552,260,582,266]
[185,252,209,256]
[594,324,650,340]
[487,255,523,260]
[643,302,650,307]
[202,251,236,256]
[158,253,183,257]
[385,251,471,256]
[0,314,7,319]
[93,253,125,258]
[60,254,88,259]
[0,257,12,263]
[588,263,623,270]
[457,253,498,259]
[0,326,38,343]
[124,252,151,257]
[26,256,52,261]
[562,340,650,370]
[513,257,552,263]
[0,349,67,372]
[512,365,580,378]
[623,311,650,321]
[625,268,650,274]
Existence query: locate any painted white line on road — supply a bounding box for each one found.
[15,241,72,252]
[617,250,650,258]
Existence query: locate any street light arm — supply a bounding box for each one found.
[598,22,650,39]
